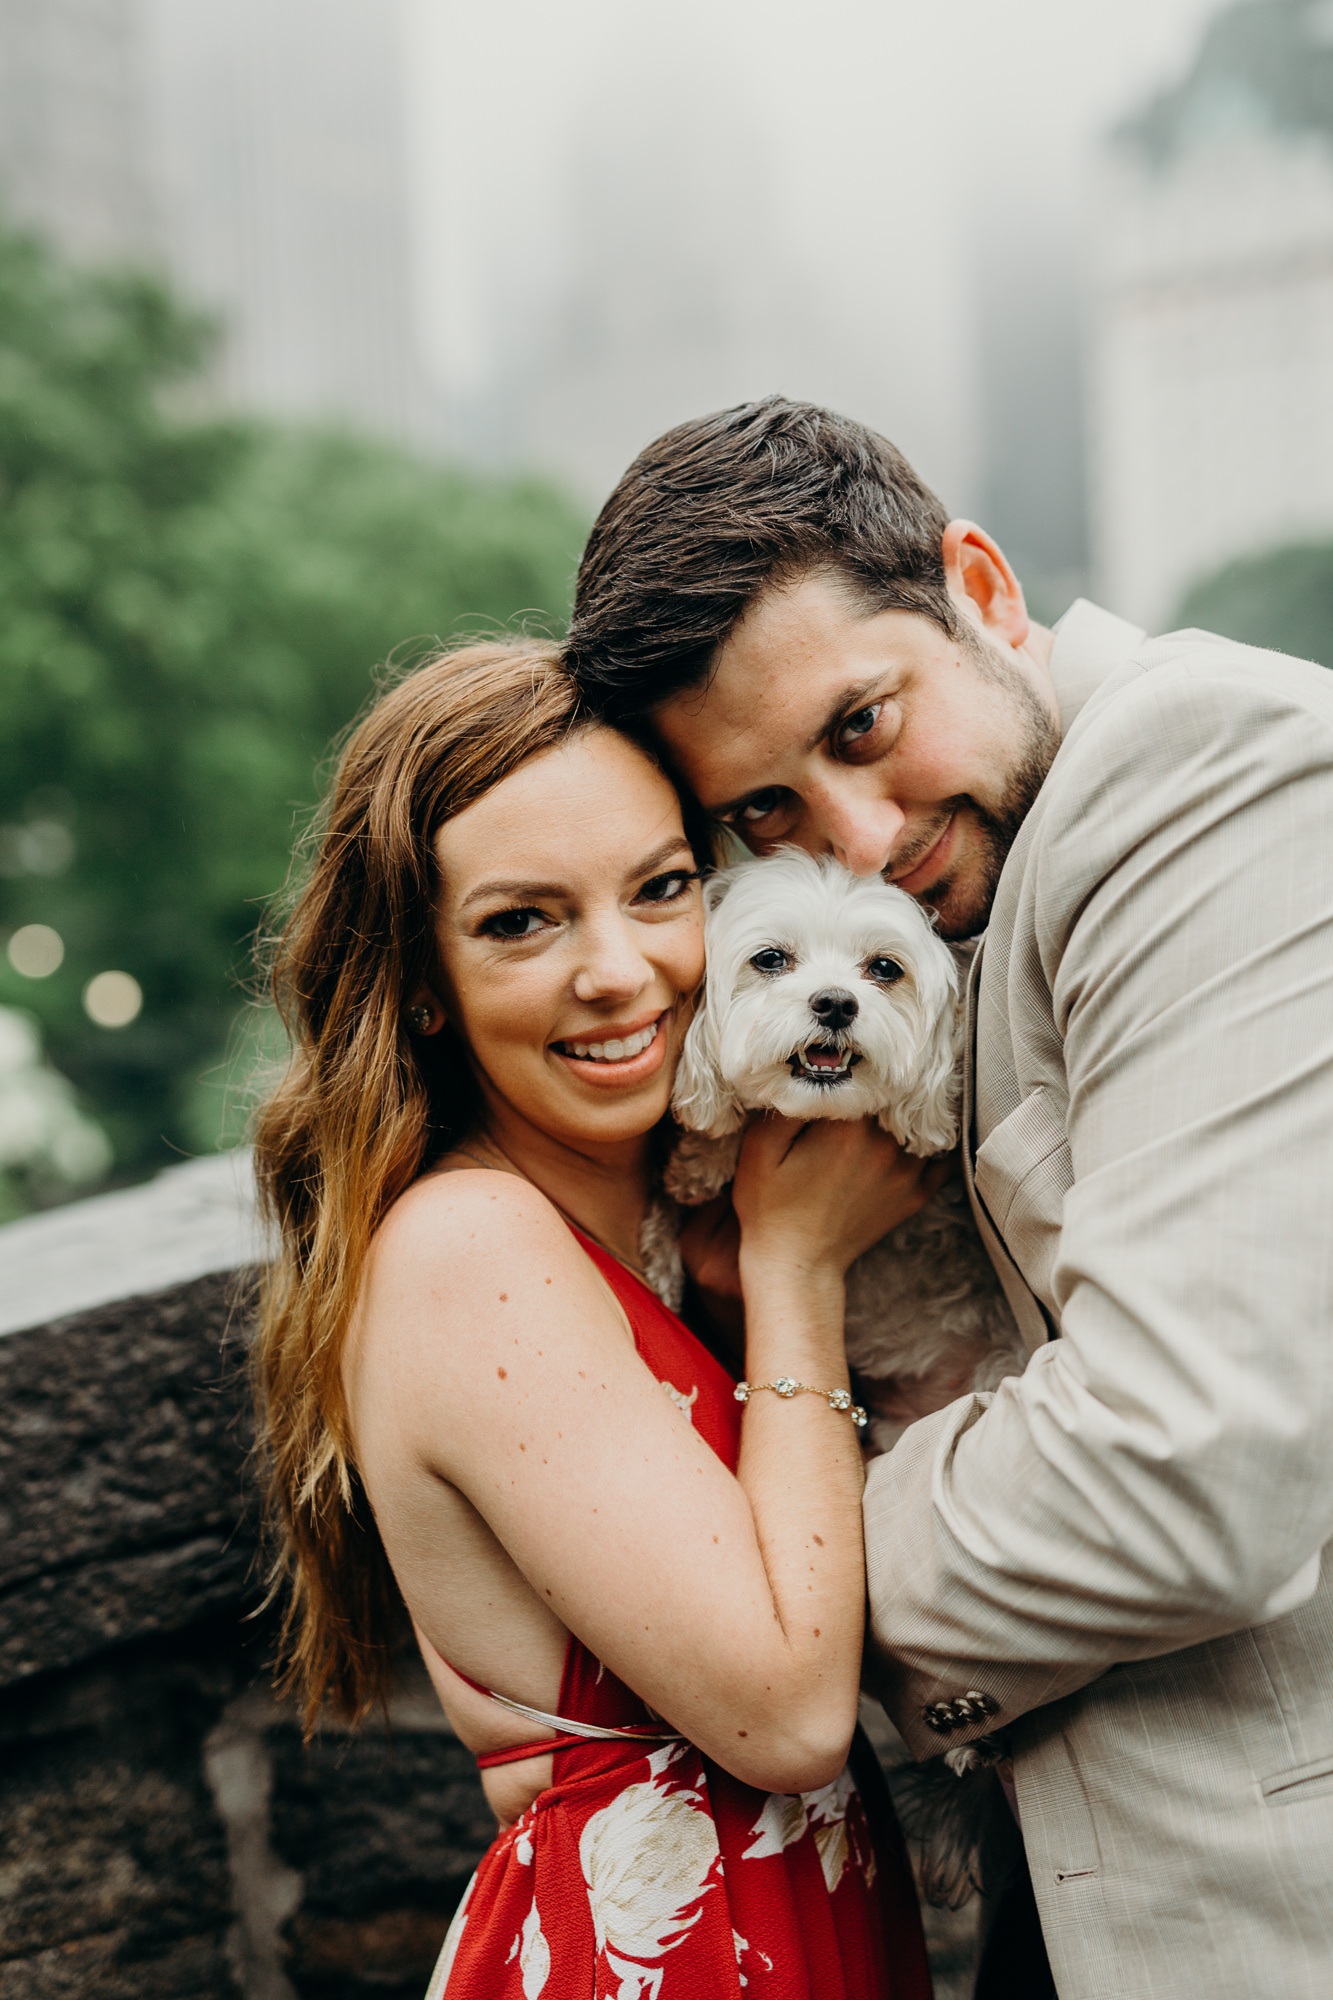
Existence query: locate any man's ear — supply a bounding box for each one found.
[942,520,1030,651]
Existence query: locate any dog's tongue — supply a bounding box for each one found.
[805,1046,845,1070]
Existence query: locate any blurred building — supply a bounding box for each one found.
[0,0,433,446]
[464,90,831,502]
[1088,0,1333,627]
[0,0,158,263]
[142,0,431,443]
[975,227,1090,626]
[416,39,984,513]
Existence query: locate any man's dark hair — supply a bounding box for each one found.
[568,395,962,723]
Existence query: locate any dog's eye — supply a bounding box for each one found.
[749,947,792,975]
[866,956,904,984]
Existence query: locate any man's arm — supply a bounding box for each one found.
[865,651,1333,1755]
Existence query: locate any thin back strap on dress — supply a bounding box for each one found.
[441,1655,682,1762]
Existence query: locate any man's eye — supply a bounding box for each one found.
[481,907,549,939]
[636,869,697,905]
[866,955,904,983]
[733,790,787,825]
[835,704,882,752]
[749,947,792,974]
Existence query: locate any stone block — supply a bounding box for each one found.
[0,1270,260,1688]
[267,1708,492,2000]
[0,1634,249,1999]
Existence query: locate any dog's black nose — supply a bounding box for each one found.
[810,987,858,1031]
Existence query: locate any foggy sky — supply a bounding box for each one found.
[401,0,1224,514]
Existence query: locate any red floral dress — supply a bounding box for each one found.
[427,1236,932,2000]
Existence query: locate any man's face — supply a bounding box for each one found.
[651,569,1060,940]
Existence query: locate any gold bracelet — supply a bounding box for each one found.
[734,1375,867,1428]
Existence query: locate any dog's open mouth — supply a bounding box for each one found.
[788,1040,863,1085]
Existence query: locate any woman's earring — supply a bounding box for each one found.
[407,1003,434,1035]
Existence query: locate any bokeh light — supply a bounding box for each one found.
[6,924,65,978]
[83,971,143,1030]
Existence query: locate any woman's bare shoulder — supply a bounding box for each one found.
[364,1168,608,1327]
[349,1167,631,1468]
[384,1163,567,1242]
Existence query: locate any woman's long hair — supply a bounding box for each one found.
[252,641,588,1732]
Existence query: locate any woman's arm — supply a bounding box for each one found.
[349,1124,932,1794]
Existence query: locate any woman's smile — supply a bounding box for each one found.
[549,1010,669,1087]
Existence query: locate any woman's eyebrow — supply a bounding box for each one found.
[457,877,568,914]
[626,835,696,879]
[456,838,693,916]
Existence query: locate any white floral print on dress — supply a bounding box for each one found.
[803,1770,856,1892]
[741,1771,856,1890]
[741,1790,807,1860]
[579,1743,720,1986]
[518,1898,550,1998]
[659,1379,698,1422]
[426,1870,475,1999]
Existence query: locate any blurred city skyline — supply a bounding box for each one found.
[6,0,1333,1208]
[404,0,1222,521]
[0,0,1228,600]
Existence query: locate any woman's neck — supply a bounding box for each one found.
[461,1104,655,1272]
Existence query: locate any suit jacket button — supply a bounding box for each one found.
[963,1690,1000,1718]
[924,1703,955,1733]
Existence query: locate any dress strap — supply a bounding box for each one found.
[438,1652,681,1757]
[474,1684,682,1745]
[476,1736,578,1770]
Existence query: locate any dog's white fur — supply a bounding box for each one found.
[642,850,1027,1894]
[659,849,1025,1456]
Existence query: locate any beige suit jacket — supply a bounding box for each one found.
[864,602,1333,1997]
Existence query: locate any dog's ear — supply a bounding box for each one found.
[672,983,746,1138]
[879,988,962,1157]
[701,869,739,917]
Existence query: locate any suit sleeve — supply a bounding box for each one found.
[864,655,1333,1756]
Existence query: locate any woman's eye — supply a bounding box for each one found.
[834,703,882,754]
[480,907,550,940]
[636,869,697,905]
[866,955,904,983]
[749,947,792,974]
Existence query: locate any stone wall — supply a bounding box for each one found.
[0,1160,494,2000]
[0,1157,979,1999]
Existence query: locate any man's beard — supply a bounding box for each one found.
[906,643,1059,940]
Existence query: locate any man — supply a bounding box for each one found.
[566,397,1333,1998]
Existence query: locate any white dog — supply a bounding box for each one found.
[656,848,1025,1454]
[642,849,1029,1899]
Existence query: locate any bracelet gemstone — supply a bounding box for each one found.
[734,1378,868,1427]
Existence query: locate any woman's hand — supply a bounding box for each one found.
[733,1115,949,1284]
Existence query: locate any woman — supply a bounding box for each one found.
[253,640,937,1998]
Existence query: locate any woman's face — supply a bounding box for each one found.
[431,728,705,1153]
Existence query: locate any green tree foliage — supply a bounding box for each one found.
[0,219,587,1193]
[1175,542,1333,670]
